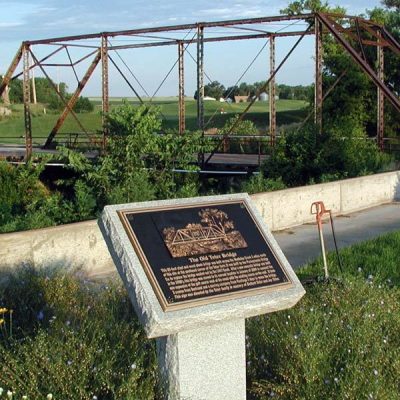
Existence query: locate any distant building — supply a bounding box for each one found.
[259,92,268,101]
[234,95,249,103]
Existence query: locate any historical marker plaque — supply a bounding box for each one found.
[118,199,293,311]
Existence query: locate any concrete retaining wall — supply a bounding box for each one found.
[1,170,399,278]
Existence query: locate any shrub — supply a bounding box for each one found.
[262,117,391,187]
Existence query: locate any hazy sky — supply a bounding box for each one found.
[0,0,382,97]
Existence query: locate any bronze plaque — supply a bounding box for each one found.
[118,200,293,311]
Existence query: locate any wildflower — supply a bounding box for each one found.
[334,377,339,383]
[93,396,98,400]
[357,267,362,272]
[7,390,13,399]
[373,369,378,376]
[0,318,4,326]
[22,396,28,400]
[0,388,3,395]
[130,363,137,370]
[67,360,72,366]
[47,394,53,400]
[0,308,8,313]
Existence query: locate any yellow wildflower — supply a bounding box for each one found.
[0,319,4,325]
[0,308,8,313]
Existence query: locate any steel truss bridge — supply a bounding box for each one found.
[0,12,399,168]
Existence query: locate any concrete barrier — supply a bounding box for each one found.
[1,170,399,277]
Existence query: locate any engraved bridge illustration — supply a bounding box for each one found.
[163,208,248,258]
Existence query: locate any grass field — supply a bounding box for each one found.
[0,230,399,399]
[0,98,308,145]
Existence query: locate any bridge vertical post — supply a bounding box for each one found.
[269,35,276,147]
[101,35,109,150]
[178,41,186,134]
[23,44,32,161]
[314,16,323,133]
[197,24,205,165]
[377,30,384,151]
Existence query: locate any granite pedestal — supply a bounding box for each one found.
[99,194,305,400]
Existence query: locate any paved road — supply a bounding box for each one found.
[274,202,400,268]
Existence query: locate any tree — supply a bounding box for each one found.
[194,80,225,99]
[198,209,234,234]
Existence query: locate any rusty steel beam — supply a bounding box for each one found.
[0,44,23,98]
[269,35,276,146]
[39,50,99,68]
[381,26,400,56]
[101,35,109,149]
[205,23,313,165]
[377,30,384,150]
[178,41,185,134]
[42,50,101,148]
[106,30,313,51]
[25,14,315,45]
[317,13,400,114]
[315,16,323,132]
[11,46,65,80]
[197,25,205,166]
[23,45,32,161]
[197,26,204,132]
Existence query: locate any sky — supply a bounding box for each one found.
[0,0,383,97]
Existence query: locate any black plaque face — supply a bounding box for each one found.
[118,200,293,311]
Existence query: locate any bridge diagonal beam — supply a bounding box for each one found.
[0,44,23,98]
[317,12,400,114]
[36,49,101,148]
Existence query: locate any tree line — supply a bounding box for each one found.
[0,77,94,113]
[194,81,312,101]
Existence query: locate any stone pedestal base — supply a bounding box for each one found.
[157,319,246,400]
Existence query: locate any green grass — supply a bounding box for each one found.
[2,230,398,399]
[0,99,308,145]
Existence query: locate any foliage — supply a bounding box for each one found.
[240,175,286,194]
[261,117,391,186]
[193,80,312,101]
[48,95,94,113]
[247,229,400,399]
[194,81,225,100]
[1,230,400,399]
[218,115,259,153]
[277,84,312,101]
[59,102,208,208]
[4,78,68,105]
[0,161,97,233]
[281,0,400,139]
[0,268,161,399]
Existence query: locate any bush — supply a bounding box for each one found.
[218,115,259,153]
[262,117,392,187]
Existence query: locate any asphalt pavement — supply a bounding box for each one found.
[274,202,400,268]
